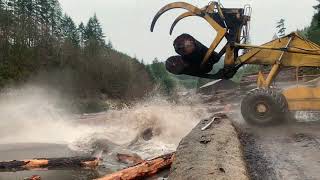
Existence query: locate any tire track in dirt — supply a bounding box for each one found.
[237,122,320,180]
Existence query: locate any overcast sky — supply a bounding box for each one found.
[59,0,317,63]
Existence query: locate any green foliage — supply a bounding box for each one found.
[307,0,320,44]
[147,58,176,95]
[308,29,320,44]
[61,14,80,46]
[0,0,155,112]
[295,1,320,76]
[231,64,260,83]
[84,14,105,46]
[173,74,198,89]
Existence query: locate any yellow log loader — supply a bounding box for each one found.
[150,1,320,126]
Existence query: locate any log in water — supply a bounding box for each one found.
[0,157,99,171]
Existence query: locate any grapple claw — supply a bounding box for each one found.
[169,12,195,35]
[150,2,203,32]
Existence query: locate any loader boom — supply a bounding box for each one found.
[150,1,320,126]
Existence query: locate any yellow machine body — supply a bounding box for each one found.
[237,33,320,67]
[283,87,320,111]
[151,1,320,112]
[235,33,320,111]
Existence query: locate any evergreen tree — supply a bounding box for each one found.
[276,19,286,37]
[308,0,320,44]
[106,40,113,49]
[61,14,80,46]
[314,0,320,27]
[0,0,155,106]
[148,58,176,95]
[84,14,105,45]
[83,14,105,57]
[16,0,34,17]
[6,0,16,11]
[78,22,86,47]
[48,0,63,36]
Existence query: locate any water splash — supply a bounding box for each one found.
[72,96,209,159]
[0,86,208,160]
[0,85,101,144]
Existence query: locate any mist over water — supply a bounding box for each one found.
[0,85,100,144]
[0,85,208,159]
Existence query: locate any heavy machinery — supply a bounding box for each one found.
[150,1,320,126]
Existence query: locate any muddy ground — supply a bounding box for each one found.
[218,98,320,180]
[238,122,320,180]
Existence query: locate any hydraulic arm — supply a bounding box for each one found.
[150,1,320,126]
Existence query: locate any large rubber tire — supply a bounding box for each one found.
[241,88,288,126]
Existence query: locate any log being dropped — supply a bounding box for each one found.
[0,156,99,171]
[166,34,220,75]
[96,153,175,180]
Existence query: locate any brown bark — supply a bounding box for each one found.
[169,113,249,180]
[166,34,219,76]
[96,153,175,180]
[0,157,99,171]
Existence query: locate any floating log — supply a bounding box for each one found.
[96,153,175,180]
[0,156,99,171]
[24,175,41,180]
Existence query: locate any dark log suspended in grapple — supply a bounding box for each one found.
[173,34,210,62]
[166,55,216,75]
[166,34,220,75]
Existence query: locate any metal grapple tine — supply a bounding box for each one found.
[150,2,203,32]
[150,2,227,67]
[169,12,195,35]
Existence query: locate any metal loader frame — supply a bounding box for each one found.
[150,1,320,124]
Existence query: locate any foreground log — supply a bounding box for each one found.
[169,113,249,180]
[96,153,175,180]
[0,156,99,171]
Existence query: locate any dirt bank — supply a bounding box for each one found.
[201,89,320,180]
[169,114,249,180]
[238,122,320,180]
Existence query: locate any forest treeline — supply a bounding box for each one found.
[305,0,320,44]
[0,0,178,111]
